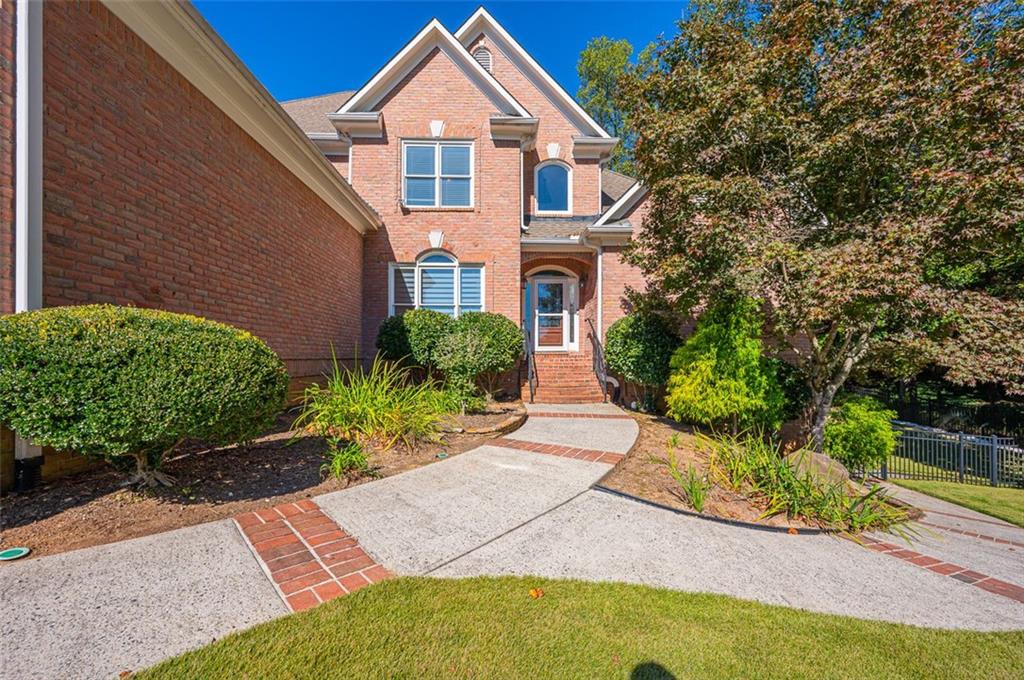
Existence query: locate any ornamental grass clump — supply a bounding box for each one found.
[293,354,456,454]
[697,431,908,533]
[0,305,288,486]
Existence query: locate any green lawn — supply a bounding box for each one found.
[893,479,1024,528]
[139,577,1024,680]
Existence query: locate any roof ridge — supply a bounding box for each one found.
[280,89,355,105]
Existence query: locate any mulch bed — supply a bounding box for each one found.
[0,411,504,560]
[600,412,816,530]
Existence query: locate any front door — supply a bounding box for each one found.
[531,276,578,352]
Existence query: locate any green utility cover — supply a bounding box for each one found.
[0,547,30,561]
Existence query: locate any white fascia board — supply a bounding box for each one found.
[102,1,381,233]
[338,19,528,117]
[455,7,611,138]
[593,182,646,226]
[572,136,619,160]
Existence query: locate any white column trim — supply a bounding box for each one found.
[14,0,43,461]
[596,246,604,345]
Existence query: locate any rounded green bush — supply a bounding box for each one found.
[375,309,454,368]
[665,299,784,430]
[435,312,523,399]
[0,305,288,485]
[824,395,898,471]
[604,314,680,387]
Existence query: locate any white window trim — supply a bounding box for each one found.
[388,255,486,317]
[534,159,572,216]
[402,140,475,209]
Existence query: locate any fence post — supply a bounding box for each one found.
[881,458,888,481]
[957,432,965,484]
[990,434,999,487]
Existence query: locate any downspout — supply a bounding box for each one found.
[13,0,43,487]
[596,244,603,344]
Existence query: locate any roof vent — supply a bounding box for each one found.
[473,47,492,73]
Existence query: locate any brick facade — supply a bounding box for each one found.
[354,47,523,350]
[468,34,602,218]
[41,1,365,378]
[1,0,14,316]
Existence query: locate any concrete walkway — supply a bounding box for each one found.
[4,404,1024,679]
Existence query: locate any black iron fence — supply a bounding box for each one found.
[866,421,1023,488]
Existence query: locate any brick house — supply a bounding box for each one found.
[283,8,650,403]
[1,3,650,489]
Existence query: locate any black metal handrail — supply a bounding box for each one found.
[523,324,536,403]
[586,318,608,403]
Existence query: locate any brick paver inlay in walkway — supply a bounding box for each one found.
[491,436,625,464]
[857,534,1024,604]
[235,500,391,612]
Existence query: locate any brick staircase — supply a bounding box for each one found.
[522,352,606,404]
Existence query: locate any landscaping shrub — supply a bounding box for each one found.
[698,431,908,532]
[665,298,784,431]
[604,314,680,400]
[434,312,523,404]
[375,309,454,369]
[293,354,455,454]
[824,396,898,471]
[0,305,288,486]
[320,440,369,484]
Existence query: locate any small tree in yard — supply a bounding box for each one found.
[604,313,679,406]
[665,299,785,432]
[620,0,1024,451]
[0,305,288,486]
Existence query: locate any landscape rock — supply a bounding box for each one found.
[784,450,851,488]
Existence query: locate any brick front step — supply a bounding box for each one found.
[235,501,392,612]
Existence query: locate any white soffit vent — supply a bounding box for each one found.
[473,46,492,72]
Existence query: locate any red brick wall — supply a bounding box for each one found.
[41,1,364,378]
[353,47,522,350]
[600,196,650,339]
[468,35,602,218]
[0,0,14,315]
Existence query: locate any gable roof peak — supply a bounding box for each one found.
[454,6,611,139]
[336,16,528,118]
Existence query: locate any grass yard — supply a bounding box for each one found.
[893,479,1024,528]
[138,577,1024,680]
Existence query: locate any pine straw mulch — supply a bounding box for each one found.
[0,409,511,560]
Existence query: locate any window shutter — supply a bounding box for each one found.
[459,266,482,312]
[420,268,455,315]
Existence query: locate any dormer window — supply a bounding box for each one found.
[403,141,473,208]
[473,47,492,73]
[535,160,571,214]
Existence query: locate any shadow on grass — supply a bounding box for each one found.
[632,661,677,680]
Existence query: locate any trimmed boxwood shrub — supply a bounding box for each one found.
[824,395,898,471]
[434,312,523,402]
[0,305,288,486]
[665,298,784,431]
[375,309,454,369]
[604,314,680,402]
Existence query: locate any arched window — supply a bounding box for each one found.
[535,161,571,214]
[390,251,484,317]
[472,47,492,73]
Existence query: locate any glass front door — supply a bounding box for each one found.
[530,276,578,352]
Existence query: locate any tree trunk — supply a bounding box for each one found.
[808,387,838,453]
[126,451,176,487]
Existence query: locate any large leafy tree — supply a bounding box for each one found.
[577,37,637,173]
[620,0,1024,451]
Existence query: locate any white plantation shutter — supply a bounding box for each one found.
[459,266,483,312]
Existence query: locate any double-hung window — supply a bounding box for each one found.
[390,252,484,317]
[403,141,473,208]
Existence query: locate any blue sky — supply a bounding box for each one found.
[194,1,686,102]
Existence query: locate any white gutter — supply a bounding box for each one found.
[14,0,42,462]
[596,245,604,344]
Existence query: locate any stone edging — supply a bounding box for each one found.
[442,406,528,435]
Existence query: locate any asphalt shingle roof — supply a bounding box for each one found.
[280,90,355,135]
[601,169,637,208]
